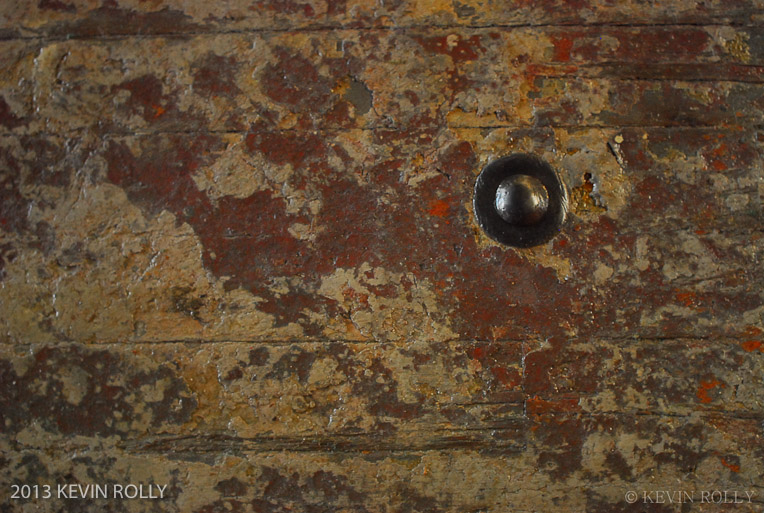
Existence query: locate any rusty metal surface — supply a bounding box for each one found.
[1,1,763,511]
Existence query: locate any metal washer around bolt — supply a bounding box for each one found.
[473,154,568,248]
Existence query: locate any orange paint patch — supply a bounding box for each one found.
[428,199,449,218]
[152,104,166,118]
[697,379,724,404]
[720,458,740,473]
[675,291,696,307]
[527,395,580,414]
[712,143,728,157]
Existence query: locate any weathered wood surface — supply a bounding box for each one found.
[1,0,763,512]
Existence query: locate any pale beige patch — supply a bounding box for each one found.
[313,264,457,342]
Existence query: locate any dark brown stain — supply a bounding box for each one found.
[193,52,241,97]
[266,348,317,383]
[38,0,76,12]
[215,477,248,497]
[43,7,204,37]
[262,47,332,108]
[0,96,24,129]
[171,286,206,321]
[252,467,369,513]
[0,345,197,437]
[111,74,175,123]
[0,242,16,280]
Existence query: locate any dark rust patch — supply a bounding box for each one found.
[192,52,241,97]
[0,345,197,437]
[170,286,206,321]
[265,347,317,384]
[215,477,248,497]
[262,47,332,109]
[38,0,75,12]
[252,467,369,513]
[249,0,317,17]
[112,74,176,123]
[0,96,25,129]
[43,7,204,37]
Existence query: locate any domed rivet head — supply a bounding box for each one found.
[494,174,549,226]
[473,154,568,248]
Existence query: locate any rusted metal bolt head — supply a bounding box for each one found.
[494,174,549,226]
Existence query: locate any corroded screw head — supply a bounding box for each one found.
[494,174,549,226]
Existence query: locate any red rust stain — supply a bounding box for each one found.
[742,340,762,352]
[720,458,741,473]
[696,379,724,404]
[415,35,485,63]
[427,199,449,218]
[551,35,575,62]
[524,340,607,397]
[324,101,353,127]
[612,28,710,61]
[245,125,326,168]
[634,175,677,206]
[105,136,215,217]
[490,366,519,387]
[470,346,485,360]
